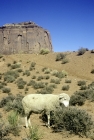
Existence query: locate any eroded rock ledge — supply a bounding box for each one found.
[0,21,53,54]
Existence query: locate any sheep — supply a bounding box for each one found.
[22,93,70,128]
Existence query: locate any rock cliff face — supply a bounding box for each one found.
[0,21,53,54]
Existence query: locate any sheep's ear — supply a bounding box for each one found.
[59,95,64,100]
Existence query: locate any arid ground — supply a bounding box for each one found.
[0,50,94,140]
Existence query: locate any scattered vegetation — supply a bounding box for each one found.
[29,62,36,71]
[91,69,94,74]
[4,70,19,83]
[16,78,27,89]
[0,52,94,140]
[77,47,87,55]
[37,76,44,81]
[70,94,85,106]
[65,79,71,83]
[77,80,86,86]
[53,107,94,138]
[61,58,69,64]
[11,64,21,69]
[23,70,30,76]
[56,53,66,61]
[2,87,11,93]
[24,126,43,140]
[44,68,51,74]
[70,87,94,106]
[0,94,24,115]
[8,111,20,136]
[50,79,60,84]
[37,85,54,94]
[40,48,50,55]
[62,85,69,91]
[91,49,94,53]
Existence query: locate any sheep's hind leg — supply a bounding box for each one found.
[28,118,32,128]
[47,114,50,128]
[27,113,32,128]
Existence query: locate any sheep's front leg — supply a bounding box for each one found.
[25,116,28,128]
[47,114,50,128]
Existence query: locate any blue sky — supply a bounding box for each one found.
[0,0,94,52]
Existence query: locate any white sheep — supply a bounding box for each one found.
[22,93,70,128]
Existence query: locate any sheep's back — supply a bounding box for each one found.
[22,94,59,113]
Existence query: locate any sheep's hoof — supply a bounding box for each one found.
[48,126,50,129]
[45,123,50,128]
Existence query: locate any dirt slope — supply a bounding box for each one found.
[0,51,94,140]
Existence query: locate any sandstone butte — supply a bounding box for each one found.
[0,21,53,54]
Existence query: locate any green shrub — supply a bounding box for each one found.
[44,75,50,80]
[70,94,85,106]
[91,69,94,74]
[53,107,94,137]
[91,49,94,53]
[40,48,50,55]
[77,80,86,86]
[17,68,23,73]
[37,76,44,81]
[0,95,15,108]
[80,85,87,90]
[44,68,51,74]
[42,67,47,72]
[62,85,69,91]
[32,82,45,89]
[71,89,94,103]
[8,111,18,127]
[25,87,28,91]
[23,70,30,76]
[32,75,36,79]
[0,122,11,140]
[0,55,3,58]
[4,70,19,83]
[50,79,60,84]
[0,83,4,89]
[11,64,21,69]
[49,84,57,89]
[37,85,54,94]
[0,75,2,80]
[0,94,24,115]
[65,79,71,83]
[16,78,26,89]
[25,126,42,140]
[8,111,21,136]
[29,67,35,71]
[56,53,66,61]
[54,71,66,78]
[0,113,2,118]
[4,75,15,83]
[7,63,11,67]
[51,70,58,75]
[61,58,69,64]
[13,60,17,64]
[27,80,36,86]
[88,81,94,90]
[2,87,11,93]
[30,62,36,67]
[78,47,86,55]
[11,94,24,115]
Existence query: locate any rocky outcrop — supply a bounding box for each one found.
[0,21,53,54]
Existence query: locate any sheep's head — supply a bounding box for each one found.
[59,93,70,107]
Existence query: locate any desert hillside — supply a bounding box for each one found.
[0,50,94,140]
